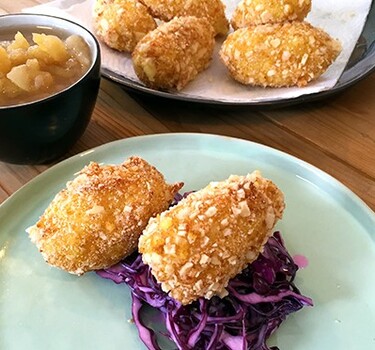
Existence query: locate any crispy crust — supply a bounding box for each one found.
[138,0,229,36]
[220,21,342,87]
[93,0,157,52]
[231,0,312,29]
[139,171,285,305]
[27,156,183,275]
[132,16,215,91]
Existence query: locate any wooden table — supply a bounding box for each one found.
[1,0,374,212]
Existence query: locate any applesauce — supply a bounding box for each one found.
[0,30,91,107]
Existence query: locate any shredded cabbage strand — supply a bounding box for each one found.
[98,231,313,350]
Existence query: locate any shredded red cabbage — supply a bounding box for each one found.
[98,231,312,350]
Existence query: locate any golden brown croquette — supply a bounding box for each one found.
[139,171,285,305]
[138,0,229,36]
[132,16,215,91]
[231,0,311,29]
[27,156,183,275]
[220,21,342,87]
[93,0,157,52]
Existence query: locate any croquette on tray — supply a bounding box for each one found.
[27,156,182,275]
[231,0,312,29]
[139,0,229,36]
[220,21,341,87]
[132,16,215,91]
[93,0,157,52]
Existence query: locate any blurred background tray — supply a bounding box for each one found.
[102,2,375,107]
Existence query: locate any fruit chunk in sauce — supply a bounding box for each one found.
[0,31,91,107]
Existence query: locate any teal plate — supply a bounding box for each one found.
[1,133,374,350]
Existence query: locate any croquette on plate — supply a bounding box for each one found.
[139,171,285,305]
[27,156,183,275]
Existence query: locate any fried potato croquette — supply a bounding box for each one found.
[132,16,215,91]
[93,0,157,52]
[220,21,342,87]
[138,0,229,36]
[139,171,285,305]
[27,156,183,275]
[231,0,312,29]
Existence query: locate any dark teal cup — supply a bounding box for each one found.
[0,13,101,164]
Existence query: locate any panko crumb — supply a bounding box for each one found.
[139,171,285,305]
[27,156,183,275]
[132,16,215,91]
[231,0,312,29]
[93,0,157,53]
[139,0,229,36]
[220,21,342,87]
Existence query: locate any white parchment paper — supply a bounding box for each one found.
[24,0,373,103]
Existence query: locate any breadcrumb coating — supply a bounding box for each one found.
[138,0,229,36]
[139,171,285,305]
[231,0,312,29]
[27,156,183,275]
[220,21,342,87]
[93,0,157,53]
[132,16,215,91]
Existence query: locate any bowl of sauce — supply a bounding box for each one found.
[0,13,101,164]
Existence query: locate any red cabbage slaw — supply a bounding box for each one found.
[98,231,312,350]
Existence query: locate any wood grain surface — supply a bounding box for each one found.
[0,0,374,212]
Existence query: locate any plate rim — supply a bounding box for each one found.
[1,132,375,350]
[1,133,374,230]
